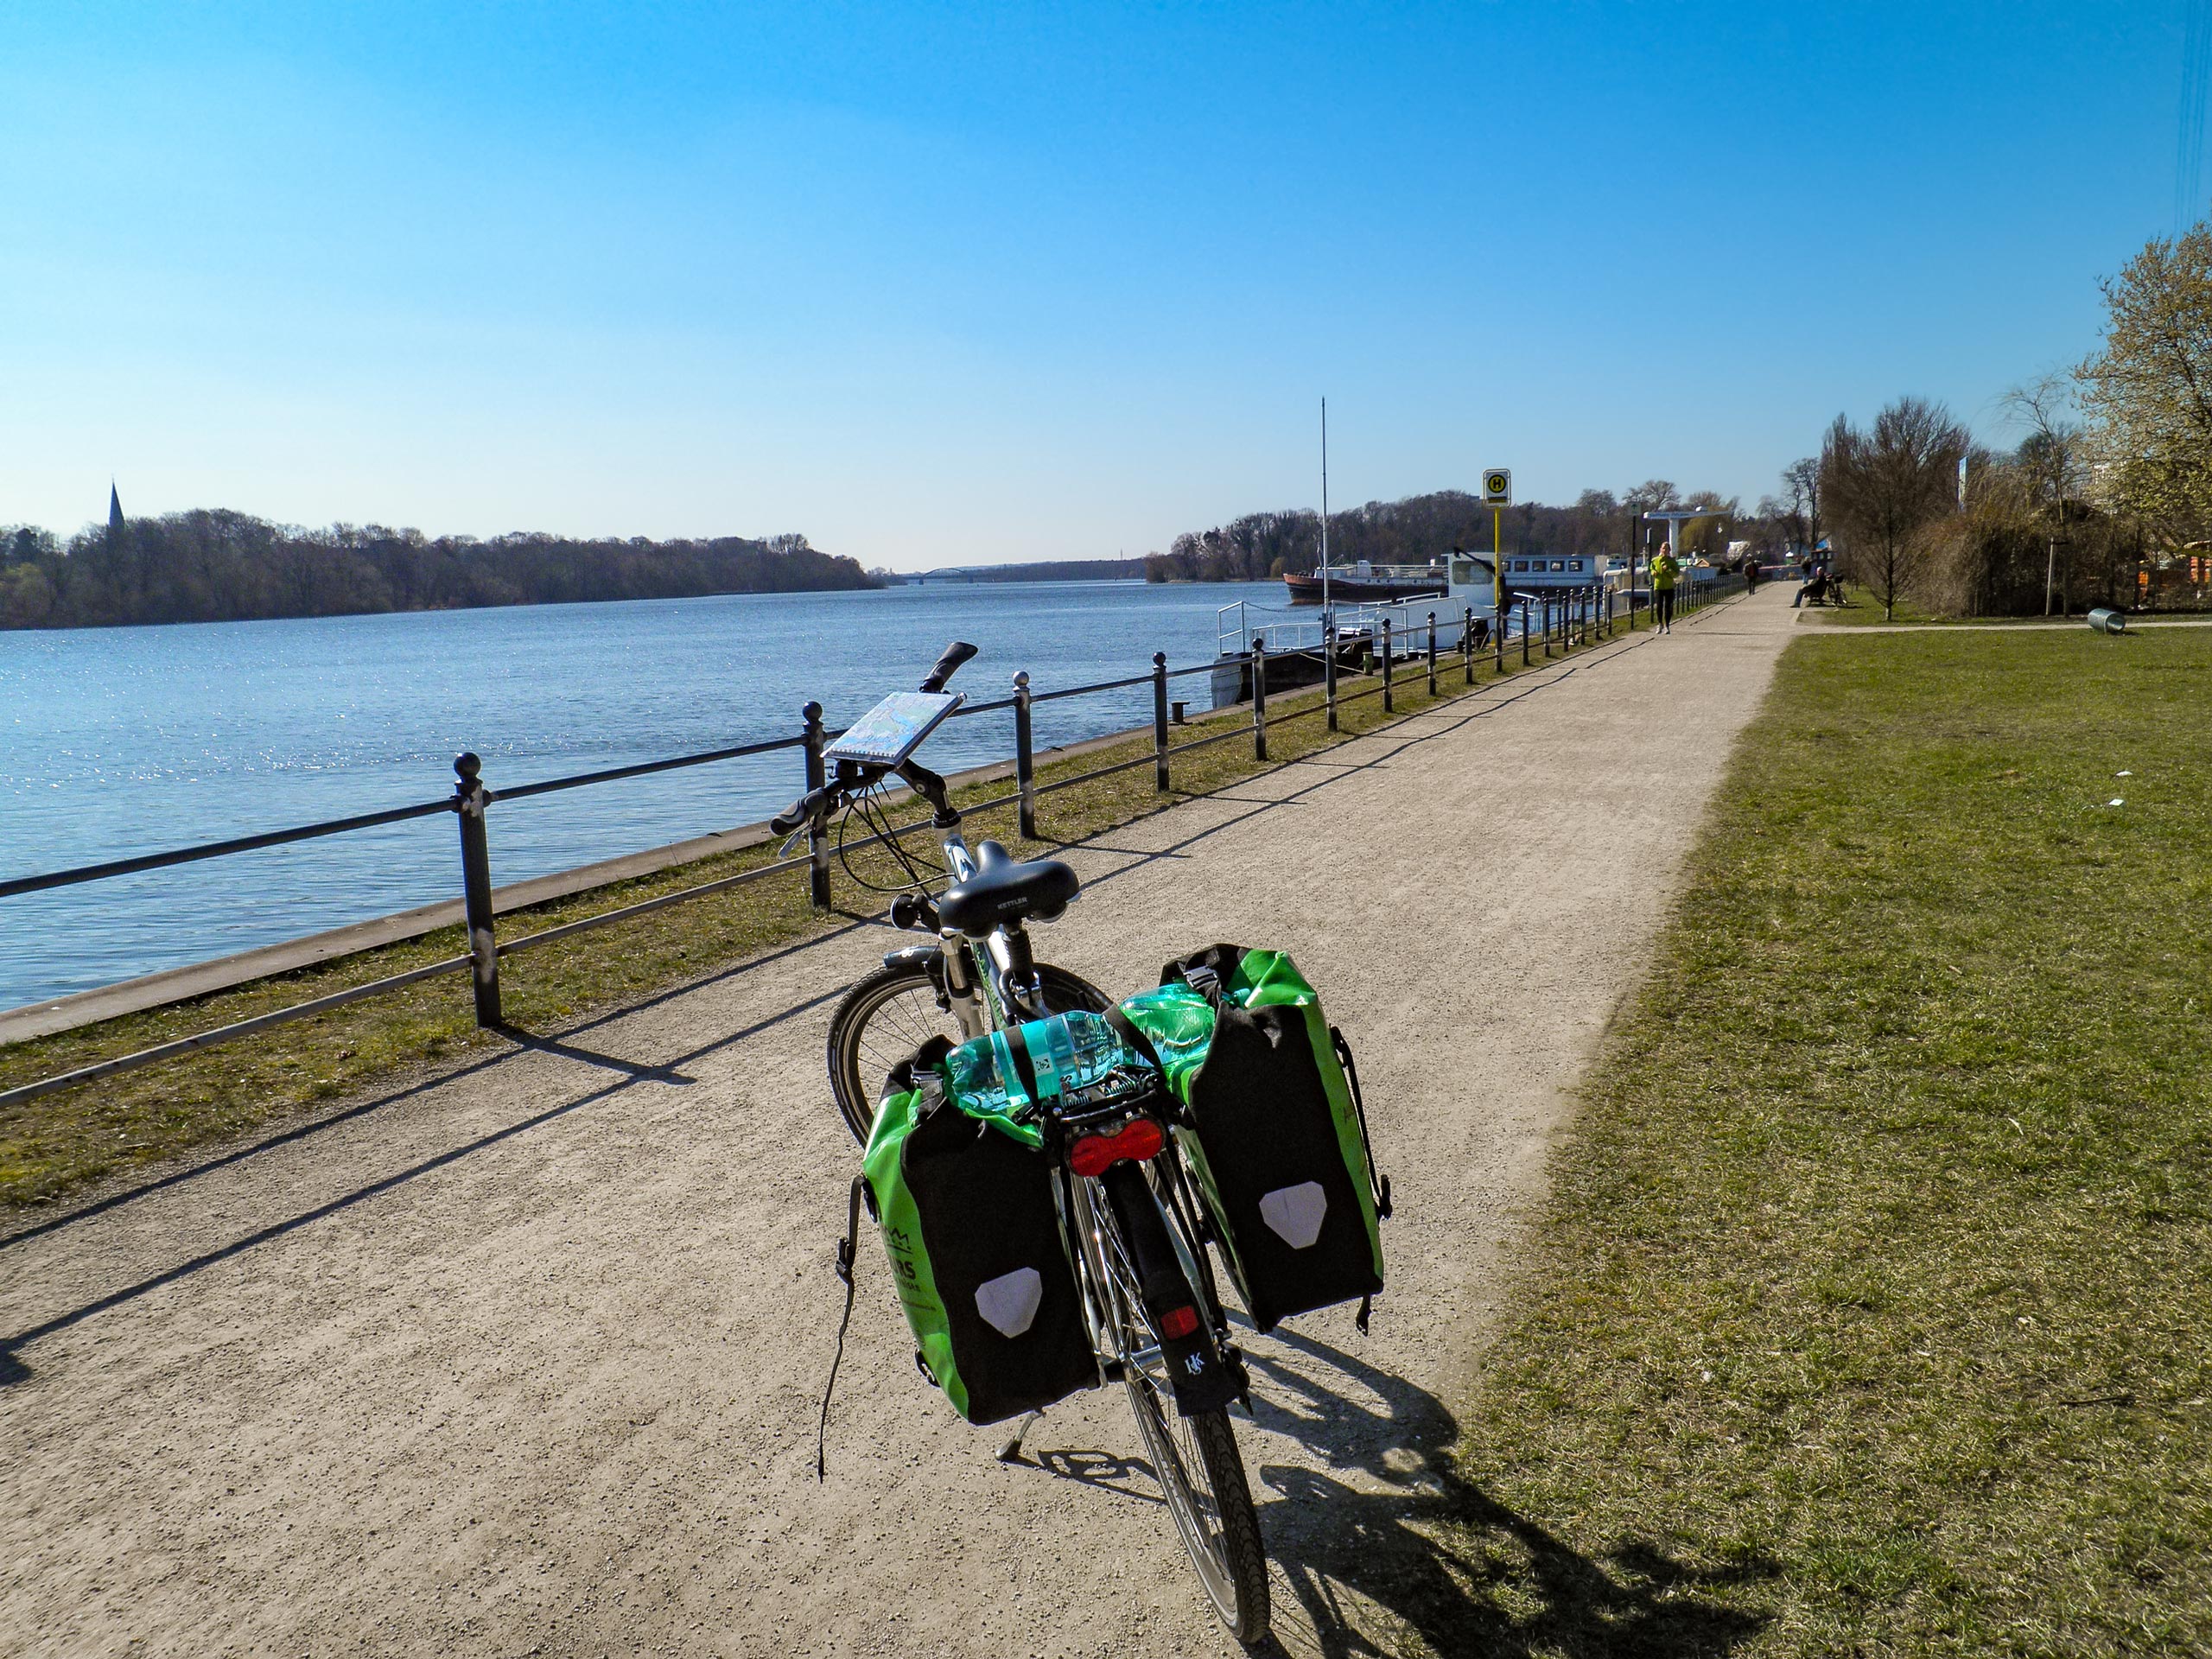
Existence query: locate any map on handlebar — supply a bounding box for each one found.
[823,690,963,768]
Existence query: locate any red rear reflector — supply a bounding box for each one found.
[1159,1305,1200,1340]
[1067,1118,1166,1178]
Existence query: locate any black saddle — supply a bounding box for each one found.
[938,840,1079,935]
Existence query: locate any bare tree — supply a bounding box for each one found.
[1821,398,1972,620]
[2003,373,2088,507]
[1781,456,1822,561]
[2001,374,2092,613]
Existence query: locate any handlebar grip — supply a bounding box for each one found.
[771,785,834,836]
[918,641,979,692]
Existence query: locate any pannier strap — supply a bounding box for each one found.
[1332,1027,1393,1221]
[1001,1020,1045,1109]
[816,1175,868,1481]
[1102,1005,1163,1075]
[1160,944,1245,998]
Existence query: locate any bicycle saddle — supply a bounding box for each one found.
[937,839,1080,936]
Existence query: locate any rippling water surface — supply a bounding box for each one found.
[0,580,1282,1012]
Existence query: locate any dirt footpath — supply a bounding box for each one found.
[2,588,1800,1658]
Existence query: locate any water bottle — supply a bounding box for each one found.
[941,1011,1145,1116]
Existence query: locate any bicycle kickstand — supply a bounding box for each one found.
[996,1408,1045,1464]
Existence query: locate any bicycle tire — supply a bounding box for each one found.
[824,957,1110,1144]
[1088,1179,1270,1642]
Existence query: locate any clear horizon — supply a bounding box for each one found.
[0,3,2187,571]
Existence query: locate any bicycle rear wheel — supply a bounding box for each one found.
[825,957,1109,1144]
[1085,1179,1270,1642]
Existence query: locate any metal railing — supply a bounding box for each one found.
[0,585,1693,1106]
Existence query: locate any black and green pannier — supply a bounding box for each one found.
[853,1034,1103,1426]
[1119,945,1390,1333]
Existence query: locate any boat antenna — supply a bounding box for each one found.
[1319,397,1331,620]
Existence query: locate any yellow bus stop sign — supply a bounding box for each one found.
[1481,468,1512,505]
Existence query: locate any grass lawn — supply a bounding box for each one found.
[0,617,1592,1209]
[1439,627,2212,1653]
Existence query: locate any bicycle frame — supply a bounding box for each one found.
[905,798,1051,1042]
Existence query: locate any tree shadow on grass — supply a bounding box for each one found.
[1239,1323,1776,1658]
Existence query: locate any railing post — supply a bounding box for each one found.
[1014,671,1038,840]
[1542,595,1553,658]
[1152,652,1171,791]
[1323,607,1338,732]
[801,701,831,909]
[1381,617,1394,712]
[1463,606,1475,684]
[452,753,501,1028]
[1250,638,1268,761]
[1426,611,1438,695]
[1521,600,1531,666]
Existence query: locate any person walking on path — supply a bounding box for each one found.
[1744,557,1760,594]
[1650,542,1681,632]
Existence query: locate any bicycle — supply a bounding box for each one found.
[777,641,1272,1643]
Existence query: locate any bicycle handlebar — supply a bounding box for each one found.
[770,756,957,839]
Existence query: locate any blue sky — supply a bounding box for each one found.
[0,3,2186,569]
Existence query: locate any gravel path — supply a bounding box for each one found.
[3,588,1799,1658]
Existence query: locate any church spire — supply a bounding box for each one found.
[108,481,124,542]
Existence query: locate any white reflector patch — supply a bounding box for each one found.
[1259,1182,1327,1249]
[974,1268,1044,1338]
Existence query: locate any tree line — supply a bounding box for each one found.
[1783,213,2211,620]
[0,511,877,630]
[1143,480,1761,586]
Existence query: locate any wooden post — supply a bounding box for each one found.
[453,753,501,1027]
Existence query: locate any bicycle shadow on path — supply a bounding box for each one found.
[1235,1324,1773,1659]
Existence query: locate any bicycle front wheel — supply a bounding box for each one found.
[824,957,1109,1144]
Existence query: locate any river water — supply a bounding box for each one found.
[0,580,1287,1014]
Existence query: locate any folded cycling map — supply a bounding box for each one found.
[823,690,963,767]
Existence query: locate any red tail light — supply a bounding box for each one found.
[1158,1305,1200,1340]
[1068,1117,1165,1178]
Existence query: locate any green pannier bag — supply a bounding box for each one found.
[853,1031,1104,1426]
[1119,944,1391,1333]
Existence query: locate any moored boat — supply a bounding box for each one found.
[1282,562,1448,604]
